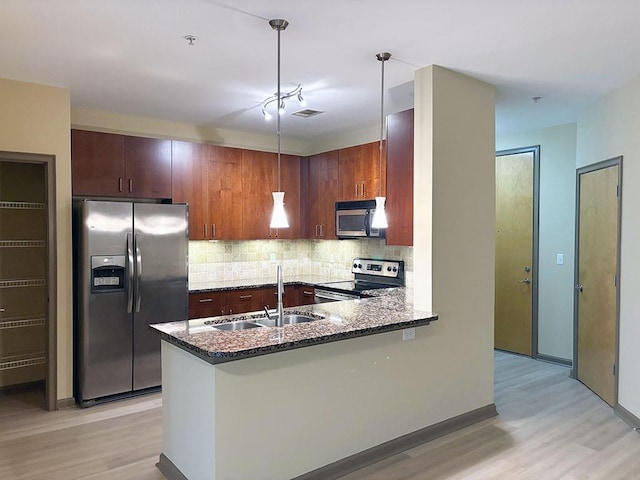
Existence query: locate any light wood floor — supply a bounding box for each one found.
[339,352,640,480]
[1,352,638,479]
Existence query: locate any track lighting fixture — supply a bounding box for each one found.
[261,84,305,120]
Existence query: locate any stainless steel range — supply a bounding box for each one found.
[314,258,405,303]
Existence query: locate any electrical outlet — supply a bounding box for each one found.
[556,253,564,265]
[402,328,415,341]
[270,253,276,263]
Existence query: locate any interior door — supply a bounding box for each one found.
[575,160,620,406]
[494,148,538,356]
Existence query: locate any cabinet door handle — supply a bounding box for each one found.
[355,184,358,197]
[0,308,5,312]
[361,183,365,197]
[320,224,324,237]
[203,224,208,239]
[211,224,216,238]
[239,295,252,300]
[303,291,313,296]
[128,178,133,193]
[199,298,213,303]
[119,177,123,192]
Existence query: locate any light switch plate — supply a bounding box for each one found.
[402,328,416,341]
[556,253,564,265]
[270,253,276,263]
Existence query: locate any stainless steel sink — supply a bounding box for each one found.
[283,314,317,324]
[208,313,323,330]
[255,313,323,327]
[211,320,264,331]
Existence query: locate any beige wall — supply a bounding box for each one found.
[72,106,383,158]
[576,74,640,419]
[0,77,72,401]
[414,66,496,417]
[72,106,311,156]
[497,123,577,361]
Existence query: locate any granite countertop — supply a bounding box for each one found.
[189,274,347,293]
[151,288,438,365]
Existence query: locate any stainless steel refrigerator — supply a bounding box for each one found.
[74,200,188,406]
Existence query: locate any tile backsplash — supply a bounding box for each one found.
[189,239,413,287]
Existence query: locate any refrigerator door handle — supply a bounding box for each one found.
[126,233,134,313]
[135,233,142,313]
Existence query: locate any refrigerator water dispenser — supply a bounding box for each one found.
[91,255,126,293]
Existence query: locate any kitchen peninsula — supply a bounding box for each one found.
[151,288,438,480]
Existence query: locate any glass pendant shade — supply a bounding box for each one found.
[371,196,388,229]
[270,191,289,228]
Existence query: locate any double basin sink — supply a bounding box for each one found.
[207,313,323,331]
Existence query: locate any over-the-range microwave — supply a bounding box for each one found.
[335,199,384,239]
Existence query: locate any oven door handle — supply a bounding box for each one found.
[315,289,359,302]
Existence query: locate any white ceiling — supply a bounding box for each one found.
[2,0,640,141]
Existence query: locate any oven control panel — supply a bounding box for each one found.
[352,258,403,278]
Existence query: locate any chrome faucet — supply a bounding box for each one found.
[264,265,285,327]
[276,265,284,326]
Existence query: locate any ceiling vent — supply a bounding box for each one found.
[291,108,324,118]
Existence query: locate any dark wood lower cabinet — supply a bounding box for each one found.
[188,291,227,319]
[226,288,264,315]
[298,286,315,305]
[188,285,316,319]
[264,286,298,309]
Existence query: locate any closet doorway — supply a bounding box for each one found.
[0,152,56,411]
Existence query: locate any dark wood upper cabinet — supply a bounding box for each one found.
[385,109,414,246]
[172,142,301,241]
[71,130,125,197]
[241,150,276,240]
[72,129,171,199]
[172,140,209,240]
[306,150,339,239]
[173,142,244,241]
[274,154,302,240]
[240,150,302,240]
[338,141,385,201]
[124,136,172,199]
[208,146,243,240]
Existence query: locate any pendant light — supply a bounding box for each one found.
[371,52,390,229]
[269,18,289,229]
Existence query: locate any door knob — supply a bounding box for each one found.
[576,283,583,292]
[517,278,531,285]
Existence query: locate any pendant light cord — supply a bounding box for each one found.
[270,19,288,192]
[276,24,282,193]
[379,55,385,196]
[376,52,390,197]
